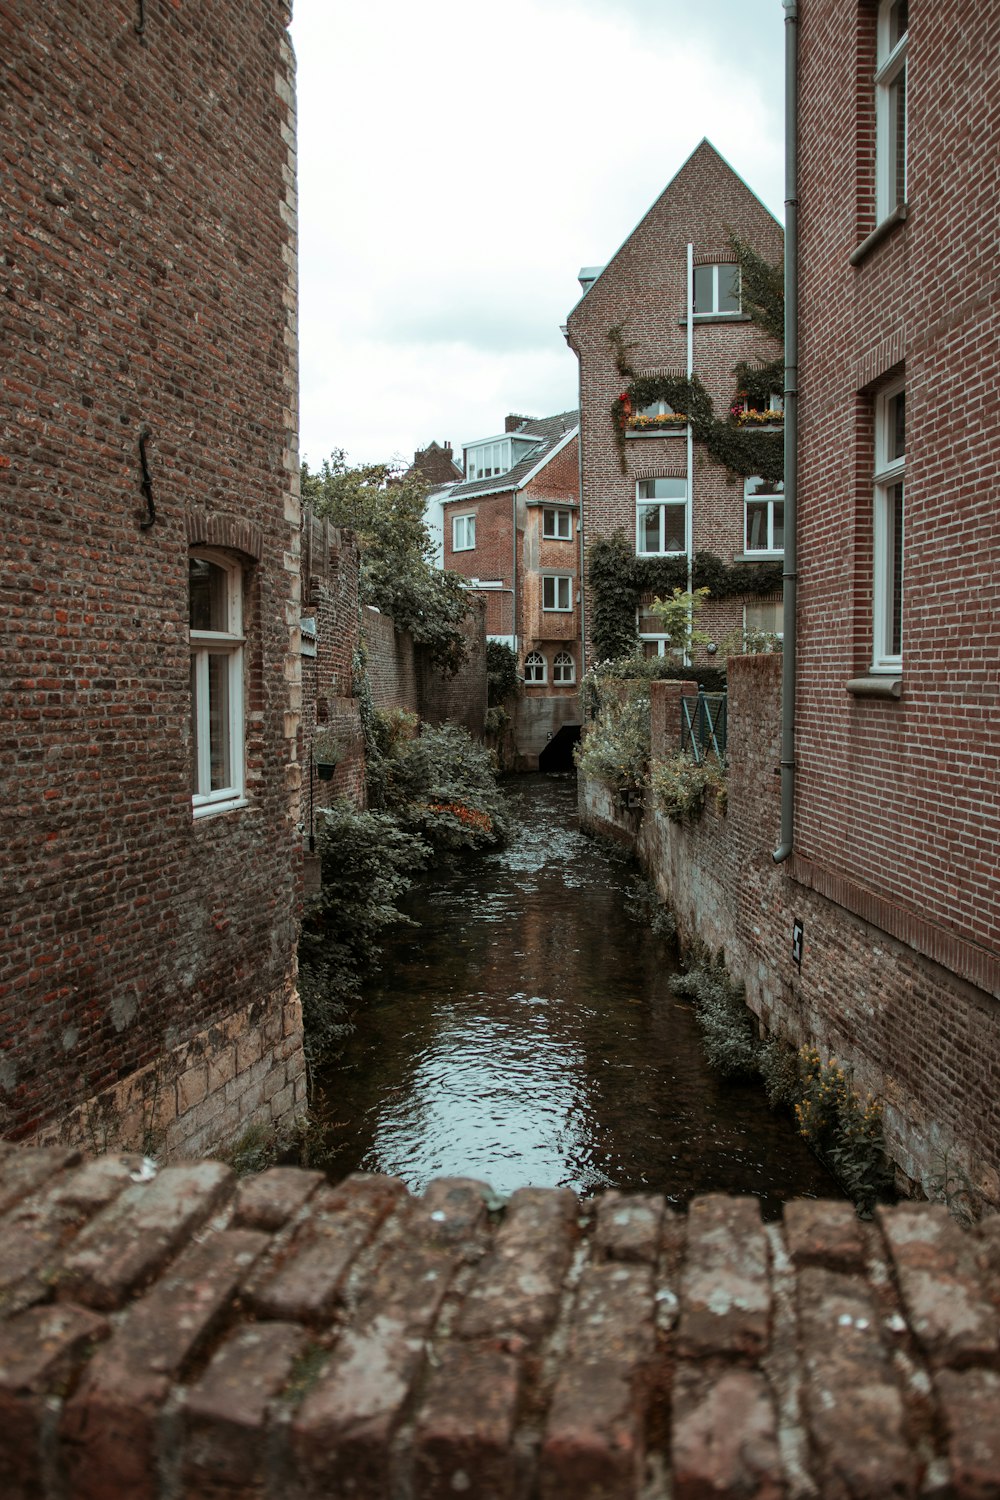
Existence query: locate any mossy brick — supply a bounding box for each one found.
[783,1198,868,1273]
[248,1174,407,1322]
[797,1266,918,1498]
[0,1147,82,1217]
[677,1195,771,1361]
[0,1303,109,1500]
[593,1189,666,1264]
[877,1204,1000,1368]
[412,1340,522,1500]
[458,1186,579,1343]
[671,1364,783,1500]
[418,1177,492,1248]
[181,1321,307,1494]
[540,1262,657,1500]
[60,1229,269,1500]
[935,1368,1000,1499]
[57,1162,236,1309]
[233,1167,324,1233]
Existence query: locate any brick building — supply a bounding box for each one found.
[442,413,581,769]
[565,141,785,669]
[1,3,306,1155]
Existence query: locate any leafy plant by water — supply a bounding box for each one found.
[651,753,726,823]
[670,953,758,1079]
[574,687,651,793]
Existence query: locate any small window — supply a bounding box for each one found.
[875,0,908,221]
[744,599,784,650]
[552,650,575,685]
[693,263,741,315]
[452,513,476,551]
[524,650,547,684]
[542,575,572,612]
[636,477,687,556]
[872,381,905,672]
[542,508,572,540]
[189,550,245,816]
[637,605,680,660]
[744,477,785,554]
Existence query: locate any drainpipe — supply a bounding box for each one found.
[576,420,587,671]
[773,0,799,863]
[686,242,694,664]
[511,489,519,656]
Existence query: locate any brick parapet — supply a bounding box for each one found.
[0,1149,998,1498]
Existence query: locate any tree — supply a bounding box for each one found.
[301,450,472,675]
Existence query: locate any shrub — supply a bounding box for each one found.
[486,640,521,706]
[385,722,509,852]
[794,1048,891,1214]
[650,753,726,823]
[670,953,759,1079]
[574,688,651,793]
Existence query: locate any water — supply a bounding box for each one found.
[315,774,839,1215]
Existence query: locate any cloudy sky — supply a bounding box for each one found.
[291,0,787,473]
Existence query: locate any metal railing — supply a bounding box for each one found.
[680,690,727,764]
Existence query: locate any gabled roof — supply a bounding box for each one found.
[566,138,782,321]
[445,410,579,502]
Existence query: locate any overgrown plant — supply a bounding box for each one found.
[670,952,758,1079]
[650,753,726,823]
[794,1048,891,1215]
[573,686,651,794]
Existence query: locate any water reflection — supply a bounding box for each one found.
[315,775,839,1215]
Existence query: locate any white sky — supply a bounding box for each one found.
[291,0,787,472]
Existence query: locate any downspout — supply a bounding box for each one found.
[686,242,694,662]
[576,420,587,671]
[773,0,799,863]
[511,487,519,655]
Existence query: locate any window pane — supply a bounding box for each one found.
[892,68,907,205]
[189,559,229,630]
[693,264,713,313]
[663,504,686,553]
[772,502,785,550]
[639,505,661,554]
[890,0,907,45]
[889,481,904,655]
[190,655,200,793]
[638,477,686,500]
[719,264,741,312]
[747,502,768,551]
[208,652,232,790]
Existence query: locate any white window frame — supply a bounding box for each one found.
[524,650,547,684]
[452,513,476,551]
[542,574,572,612]
[875,0,908,223]
[693,263,741,316]
[744,477,785,556]
[743,599,784,648]
[464,438,512,481]
[636,604,681,660]
[552,651,576,685]
[190,549,245,817]
[636,478,687,557]
[872,379,905,673]
[542,507,573,540]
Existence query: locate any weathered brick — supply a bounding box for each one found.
[878,1204,1000,1368]
[797,1266,917,1497]
[232,1167,325,1232]
[783,1198,867,1273]
[935,1367,1000,1500]
[0,1147,82,1216]
[412,1340,522,1500]
[0,1302,109,1500]
[58,1162,236,1309]
[60,1228,269,1500]
[593,1190,666,1264]
[249,1174,406,1322]
[671,1364,783,1500]
[181,1321,306,1497]
[458,1186,578,1342]
[677,1196,771,1361]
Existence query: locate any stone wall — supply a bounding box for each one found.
[1,1145,999,1498]
[579,656,1000,1211]
[1,1,304,1155]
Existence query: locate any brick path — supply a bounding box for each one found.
[0,1144,999,1497]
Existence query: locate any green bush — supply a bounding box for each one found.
[670,953,759,1079]
[486,640,521,706]
[381,722,509,852]
[650,753,726,823]
[574,688,651,793]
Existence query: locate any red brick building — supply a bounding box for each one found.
[442,413,581,768]
[1,3,306,1155]
[565,141,785,668]
[787,0,1000,1194]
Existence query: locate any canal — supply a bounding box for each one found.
[315,774,838,1215]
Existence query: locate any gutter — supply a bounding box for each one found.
[686,242,694,663]
[774,0,799,863]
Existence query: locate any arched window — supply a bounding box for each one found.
[524,650,547,684]
[552,651,575,685]
[189,550,245,816]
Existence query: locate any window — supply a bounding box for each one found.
[542,507,573,540]
[524,650,547,684]
[693,263,741,315]
[542,575,572,611]
[452,513,476,551]
[636,477,687,556]
[189,551,245,816]
[637,604,680,660]
[872,381,904,671]
[875,0,907,221]
[744,477,785,554]
[465,439,511,481]
[744,600,784,649]
[552,651,575,685]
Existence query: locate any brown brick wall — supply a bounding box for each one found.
[0,1,304,1150]
[794,2,1000,974]
[299,512,365,813]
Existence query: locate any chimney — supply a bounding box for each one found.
[577,265,604,294]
